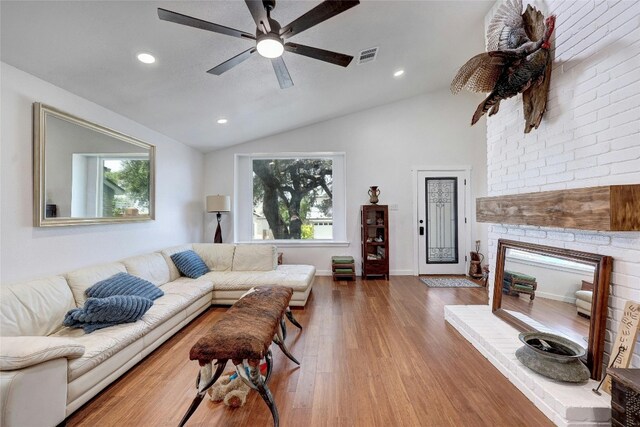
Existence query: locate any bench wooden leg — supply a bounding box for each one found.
[273,323,300,365]
[178,360,227,427]
[285,307,303,330]
[234,359,280,427]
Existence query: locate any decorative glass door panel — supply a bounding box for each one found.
[417,170,467,275]
[425,178,458,264]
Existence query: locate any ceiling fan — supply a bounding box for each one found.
[158,0,360,89]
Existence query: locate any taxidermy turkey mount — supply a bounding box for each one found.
[451,0,556,133]
[158,0,359,89]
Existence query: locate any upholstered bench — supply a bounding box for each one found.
[179,287,301,427]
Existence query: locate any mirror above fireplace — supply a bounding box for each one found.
[492,239,612,380]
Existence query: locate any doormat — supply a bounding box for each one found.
[420,277,481,288]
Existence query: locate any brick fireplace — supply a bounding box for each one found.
[447,0,639,425]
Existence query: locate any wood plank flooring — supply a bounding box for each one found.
[67,276,553,426]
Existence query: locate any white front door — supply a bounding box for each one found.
[417,170,468,275]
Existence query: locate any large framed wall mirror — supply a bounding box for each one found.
[492,239,612,380]
[33,103,155,226]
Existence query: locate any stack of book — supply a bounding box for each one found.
[331,256,355,281]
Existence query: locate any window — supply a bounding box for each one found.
[506,249,593,273]
[71,154,150,217]
[235,153,347,245]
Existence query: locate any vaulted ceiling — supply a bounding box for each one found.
[1,1,492,152]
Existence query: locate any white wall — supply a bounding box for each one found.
[485,1,640,365]
[0,63,205,283]
[504,258,593,303]
[204,89,488,275]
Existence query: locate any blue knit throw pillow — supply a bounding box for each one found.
[64,295,153,333]
[86,272,164,300]
[170,250,210,279]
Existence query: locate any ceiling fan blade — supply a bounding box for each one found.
[271,57,294,89]
[158,8,255,40]
[280,1,359,39]
[284,42,353,67]
[207,48,257,75]
[244,0,271,34]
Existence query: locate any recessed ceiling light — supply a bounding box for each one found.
[217,118,228,124]
[137,53,156,64]
[393,69,405,78]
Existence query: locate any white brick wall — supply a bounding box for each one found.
[485,0,640,366]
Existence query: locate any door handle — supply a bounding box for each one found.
[419,226,424,235]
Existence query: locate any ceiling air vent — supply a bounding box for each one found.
[357,47,378,64]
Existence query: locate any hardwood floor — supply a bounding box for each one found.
[67,276,553,426]
[501,293,590,346]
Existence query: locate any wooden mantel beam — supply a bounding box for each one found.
[476,184,640,231]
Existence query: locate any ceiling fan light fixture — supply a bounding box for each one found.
[256,35,284,58]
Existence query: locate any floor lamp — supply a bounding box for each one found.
[206,195,230,243]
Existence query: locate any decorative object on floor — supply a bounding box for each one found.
[421,277,481,288]
[157,0,360,89]
[179,286,302,427]
[492,239,612,381]
[516,332,589,383]
[468,240,484,279]
[209,362,268,407]
[368,186,380,204]
[207,195,231,243]
[602,300,640,394]
[209,373,251,408]
[332,256,355,280]
[450,0,556,133]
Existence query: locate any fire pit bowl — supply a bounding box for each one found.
[516,332,590,383]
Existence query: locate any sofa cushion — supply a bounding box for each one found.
[161,277,213,303]
[140,293,190,330]
[232,245,277,271]
[206,264,315,292]
[54,321,149,381]
[192,243,235,271]
[85,272,164,301]
[171,250,210,279]
[66,263,127,307]
[63,296,154,333]
[0,276,76,337]
[121,253,171,286]
[160,244,193,281]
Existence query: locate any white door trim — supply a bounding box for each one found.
[411,165,472,276]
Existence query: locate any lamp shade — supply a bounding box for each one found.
[206,195,230,213]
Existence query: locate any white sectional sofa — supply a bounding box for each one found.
[0,243,315,427]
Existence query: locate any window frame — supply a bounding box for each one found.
[234,152,348,247]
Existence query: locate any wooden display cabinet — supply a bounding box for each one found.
[360,205,389,279]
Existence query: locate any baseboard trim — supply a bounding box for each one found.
[316,269,414,277]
